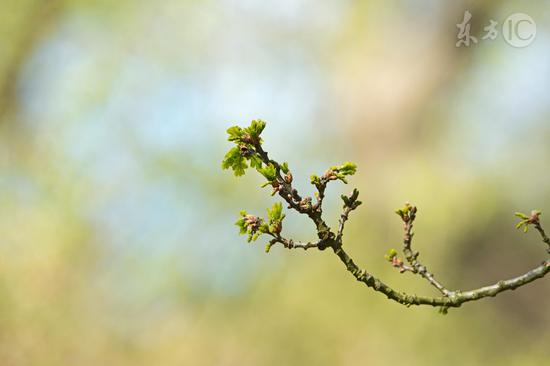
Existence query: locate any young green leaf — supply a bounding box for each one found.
[266,202,285,234]
[258,163,277,181]
[246,119,266,140]
[310,174,321,186]
[281,162,289,174]
[337,162,357,176]
[227,126,244,142]
[330,162,358,183]
[222,147,248,176]
[267,202,285,222]
[249,154,263,169]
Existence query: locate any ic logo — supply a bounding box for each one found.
[502,13,536,48]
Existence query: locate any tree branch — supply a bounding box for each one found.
[334,245,549,308]
[223,121,550,312]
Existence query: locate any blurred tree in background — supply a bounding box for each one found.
[0,0,549,365]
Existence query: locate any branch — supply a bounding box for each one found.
[334,245,549,308]
[534,222,550,254]
[266,236,321,252]
[391,203,453,296]
[223,121,550,312]
[337,188,362,242]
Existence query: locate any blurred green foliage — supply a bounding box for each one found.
[0,0,549,365]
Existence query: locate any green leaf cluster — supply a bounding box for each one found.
[310,174,321,187]
[222,120,267,177]
[235,203,286,243]
[395,204,411,217]
[222,147,248,176]
[330,162,357,183]
[247,119,267,141]
[235,210,269,242]
[226,119,266,143]
[395,203,415,221]
[341,188,362,209]
[267,202,285,234]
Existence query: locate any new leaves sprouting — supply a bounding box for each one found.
[267,202,285,234]
[235,211,268,242]
[222,147,248,176]
[222,119,267,177]
[515,210,542,233]
[235,202,286,243]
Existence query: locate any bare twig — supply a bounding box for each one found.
[396,203,453,296]
[266,236,321,252]
[337,189,361,243]
[533,222,550,254]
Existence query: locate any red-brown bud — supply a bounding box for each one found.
[239,144,252,156]
[284,172,293,184]
[272,221,282,234]
[322,170,337,181]
[528,210,541,224]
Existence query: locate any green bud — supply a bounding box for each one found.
[514,212,529,220]
[258,163,277,181]
[384,248,398,262]
[281,162,289,174]
[310,174,321,186]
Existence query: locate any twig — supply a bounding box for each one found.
[396,204,453,296]
[266,235,321,252]
[533,222,550,254]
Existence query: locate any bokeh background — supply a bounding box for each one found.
[1,0,549,365]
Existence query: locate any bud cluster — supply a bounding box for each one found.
[515,210,542,233]
[395,202,417,223]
